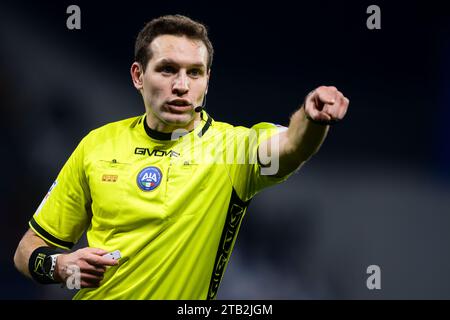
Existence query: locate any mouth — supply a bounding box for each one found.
[165,100,193,113]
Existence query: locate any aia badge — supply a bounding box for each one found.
[137,166,162,191]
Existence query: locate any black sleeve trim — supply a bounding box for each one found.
[29,217,74,249]
[207,188,251,300]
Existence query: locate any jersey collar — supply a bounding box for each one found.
[142,111,212,141]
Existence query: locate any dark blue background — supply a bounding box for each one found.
[1,0,449,299]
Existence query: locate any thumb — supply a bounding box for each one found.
[305,102,332,122]
[315,89,336,105]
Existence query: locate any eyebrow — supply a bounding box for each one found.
[156,58,206,69]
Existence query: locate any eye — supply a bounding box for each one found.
[159,65,176,74]
[188,68,203,77]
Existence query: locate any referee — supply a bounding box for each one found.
[13,15,349,299]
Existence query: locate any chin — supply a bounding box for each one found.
[160,111,194,128]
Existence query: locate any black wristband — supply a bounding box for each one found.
[29,246,60,284]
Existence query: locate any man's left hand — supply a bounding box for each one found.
[304,86,350,125]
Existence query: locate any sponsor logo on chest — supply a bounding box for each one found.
[135,147,180,157]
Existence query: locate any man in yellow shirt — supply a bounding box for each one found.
[13,14,349,299]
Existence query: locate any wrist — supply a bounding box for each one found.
[45,254,61,281]
[53,254,66,283]
[28,246,62,284]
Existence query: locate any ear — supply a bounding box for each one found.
[131,62,144,90]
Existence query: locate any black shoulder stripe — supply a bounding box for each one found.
[198,113,212,138]
[29,217,74,249]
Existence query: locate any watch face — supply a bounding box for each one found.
[42,256,53,275]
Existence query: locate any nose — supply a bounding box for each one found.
[172,72,189,96]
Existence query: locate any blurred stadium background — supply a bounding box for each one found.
[1,0,450,299]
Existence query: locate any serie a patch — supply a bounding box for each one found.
[35,181,57,215]
[136,166,162,191]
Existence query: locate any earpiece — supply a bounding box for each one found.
[195,83,209,113]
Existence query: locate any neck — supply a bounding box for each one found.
[145,112,202,134]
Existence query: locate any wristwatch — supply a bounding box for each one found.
[42,254,61,280]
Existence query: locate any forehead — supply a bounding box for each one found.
[149,34,208,67]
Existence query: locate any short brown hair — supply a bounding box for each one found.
[134,14,214,72]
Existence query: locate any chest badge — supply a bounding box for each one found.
[136,166,162,191]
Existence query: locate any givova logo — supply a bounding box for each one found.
[136,166,162,191]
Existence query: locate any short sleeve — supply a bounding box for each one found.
[29,135,91,249]
[225,122,293,202]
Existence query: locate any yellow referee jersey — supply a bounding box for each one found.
[29,111,292,300]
